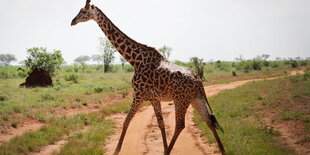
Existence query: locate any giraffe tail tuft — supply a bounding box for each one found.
[210,114,224,133]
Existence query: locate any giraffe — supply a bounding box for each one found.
[71,1,225,154]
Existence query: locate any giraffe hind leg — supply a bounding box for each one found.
[151,100,168,151]
[165,100,190,155]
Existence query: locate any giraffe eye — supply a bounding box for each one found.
[81,11,87,14]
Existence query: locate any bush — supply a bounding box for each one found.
[40,92,55,101]
[64,74,79,83]
[93,86,114,93]
[271,61,279,68]
[124,65,134,72]
[232,70,237,76]
[290,60,298,68]
[252,59,262,70]
[304,71,310,80]
[242,61,252,73]
[0,94,8,102]
[25,47,64,76]
[300,60,308,66]
[17,70,27,78]
[0,66,17,79]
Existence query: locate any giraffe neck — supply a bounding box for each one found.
[93,7,162,68]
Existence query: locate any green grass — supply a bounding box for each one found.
[57,120,114,155]
[0,99,133,154]
[0,64,308,154]
[56,98,133,154]
[0,71,133,127]
[195,71,310,154]
[194,79,296,155]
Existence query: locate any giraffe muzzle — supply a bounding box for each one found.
[71,18,78,26]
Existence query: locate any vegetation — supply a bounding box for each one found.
[0,99,133,154]
[190,57,206,81]
[74,55,91,73]
[98,37,116,73]
[25,47,64,76]
[0,54,17,66]
[194,70,310,155]
[158,45,172,59]
[0,49,309,154]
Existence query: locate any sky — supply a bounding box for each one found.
[0,0,309,64]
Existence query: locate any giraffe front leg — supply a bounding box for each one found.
[151,100,168,152]
[113,97,143,155]
[165,101,190,155]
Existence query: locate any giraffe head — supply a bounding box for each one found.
[71,0,96,26]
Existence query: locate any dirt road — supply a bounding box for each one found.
[105,70,304,155]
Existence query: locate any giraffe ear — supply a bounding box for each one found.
[85,0,91,9]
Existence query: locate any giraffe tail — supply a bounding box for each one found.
[210,114,224,133]
[199,85,224,133]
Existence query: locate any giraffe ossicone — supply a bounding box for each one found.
[71,1,225,154]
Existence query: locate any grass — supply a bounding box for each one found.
[194,79,295,154]
[0,99,133,154]
[56,98,133,154]
[194,70,310,155]
[0,64,309,154]
[0,71,133,128]
[58,121,114,155]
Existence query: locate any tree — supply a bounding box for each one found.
[25,47,64,76]
[91,54,102,71]
[120,56,126,69]
[74,55,90,64]
[91,54,101,64]
[0,54,17,66]
[235,54,243,62]
[158,45,172,59]
[74,55,90,73]
[261,54,270,67]
[98,37,116,72]
[275,57,282,61]
[190,57,206,81]
[261,54,270,60]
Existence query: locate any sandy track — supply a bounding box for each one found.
[105,70,304,155]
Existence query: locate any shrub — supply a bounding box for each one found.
[0,94,8,102]
[124,65,134,72]
[64,74,79,83]
[290,76,300,83]
[25,47,64,76]
[40,92,55,101]
[290,60,298,68]
[252,59,262,70]
[300,60,308,66]
[271,61,279,68]
[93,86,114,93]
[304,71,310,80]
[232,70,237,76]
[0,66,17,79]
[17,70,28,78]
[243,61,252,73]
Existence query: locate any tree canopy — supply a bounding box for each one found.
[74,55,90,64]
[0,54,17,66]
[158,45,172,59]
[25,47,64,76]
[98,37,116,72]
[190,57,206,81]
